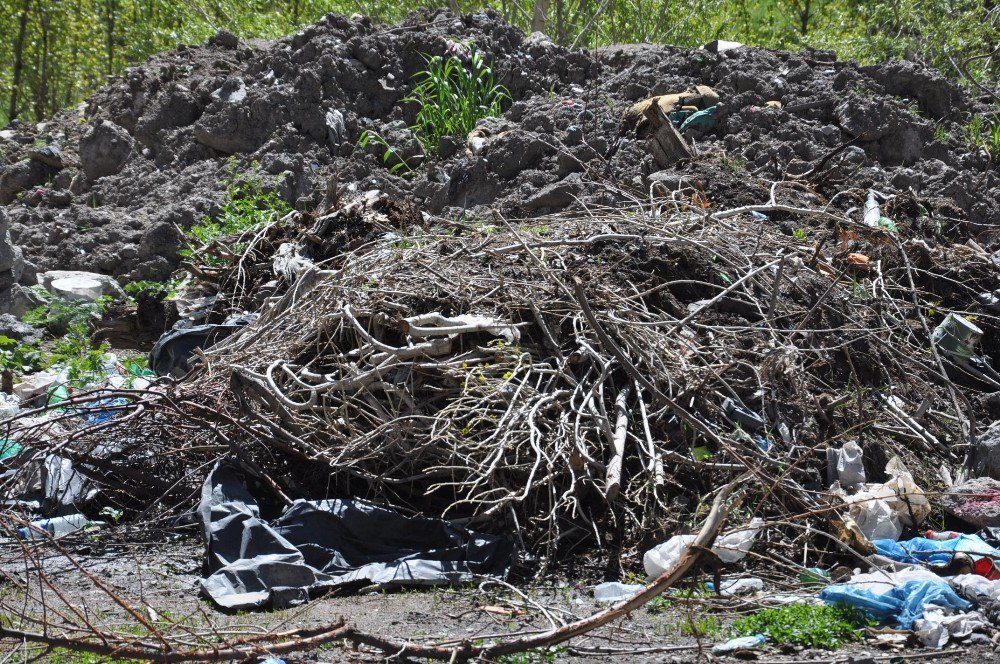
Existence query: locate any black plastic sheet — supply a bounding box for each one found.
[198,464,514,609]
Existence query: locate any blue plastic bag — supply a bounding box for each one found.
[84,397,129,425]
[820,579,971,629]
[873,534,1000,566]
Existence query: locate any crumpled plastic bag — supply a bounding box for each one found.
[845,456,929,541]
[835,441,866,489]
[914,608,987,648]
[644,518,764,577]
[873,533,1000,566]
[950,573,1000,603]
[820,579,970,629]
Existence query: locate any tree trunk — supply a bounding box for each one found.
[104,0,118,76]
[531,0,551,32]
[8,0,32,121]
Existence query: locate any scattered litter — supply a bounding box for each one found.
[199,464,514,609]
[914,608,987,648]
[594,581,644,603]
[932,313,983,360]
[843,456,929,541]
[706,576,764,596]
[17,513,99,540]
[644,518,765,577]
[712,634,765,654]
[820,578,971,629]
[827,440,865,489]
[150,314,258,377]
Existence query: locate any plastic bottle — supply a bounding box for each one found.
[925,530,960,541]
[594,581,644,603]
[863,190,880,226]
[18,514,90,540]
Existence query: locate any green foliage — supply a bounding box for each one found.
[732,603,871,649]
[18,293,113,387]
[0,334,43,373]
[180,159,290,265]
[679,614,722,638]
[405,45,509,154]
[495,647,564,663]
[358,129,416,175]
[124,278,181,300]
[966,114,1000,157]
[23,294,110,337]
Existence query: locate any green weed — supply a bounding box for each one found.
[180,159,290,266]
[406,45,509,154]
[358,129,416,175]
[732,603,871,649]
[792,227,807,240]
[719,152,745,172]
[495,647,564,663]
[680,614,722,638]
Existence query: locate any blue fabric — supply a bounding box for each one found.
[873,534,1000,565]
[679,105,721,132]
[820,580,971,629]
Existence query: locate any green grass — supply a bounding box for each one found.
[732,603,871,649]
[405,44,509,155]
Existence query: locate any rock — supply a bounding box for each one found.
[523,174,582,210]
[38,270,125,301]
[0,160,52,204]
[486,130,548,179]
[0,314,42,343]
[0,284,43,318]
[704,40,744,53]
[938,477,1000,528]
[135,85,202,147]
[646,171,704,191]
[27,145,64,169]
[193,89,283,154]
[209,29,239,49]
[79,120,134,181]
[0,208,24,280]
[970,422,1000,480]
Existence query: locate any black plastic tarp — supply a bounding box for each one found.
[149,315,256,377]
[198,464,514,609]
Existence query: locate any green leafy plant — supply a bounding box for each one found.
[180,159,290,266]
[0,335,43,374]
[406,44,509,154]
[495,647,564,663]
[732,603,871,649]
[793,227,807,240]
[358,129,416,175]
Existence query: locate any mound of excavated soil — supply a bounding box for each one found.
[0,9,996,286]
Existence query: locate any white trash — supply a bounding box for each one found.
[712,634,765,654]
[834,441,866,489]
[846,456,929,541]
[593,581,644,604]
[716,577,764,597]
[644,518,765,577]
[17,513,90,540]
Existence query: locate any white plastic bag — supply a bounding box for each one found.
[643,518,765,577]
[835,441,866,489]
[847,456,928,541]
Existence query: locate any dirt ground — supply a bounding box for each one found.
[1,534,996,663]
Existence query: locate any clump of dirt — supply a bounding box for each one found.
[0,9,995,288]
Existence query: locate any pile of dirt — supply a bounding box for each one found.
[0,9,996,288]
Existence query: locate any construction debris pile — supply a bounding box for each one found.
[2,8,1000,661]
